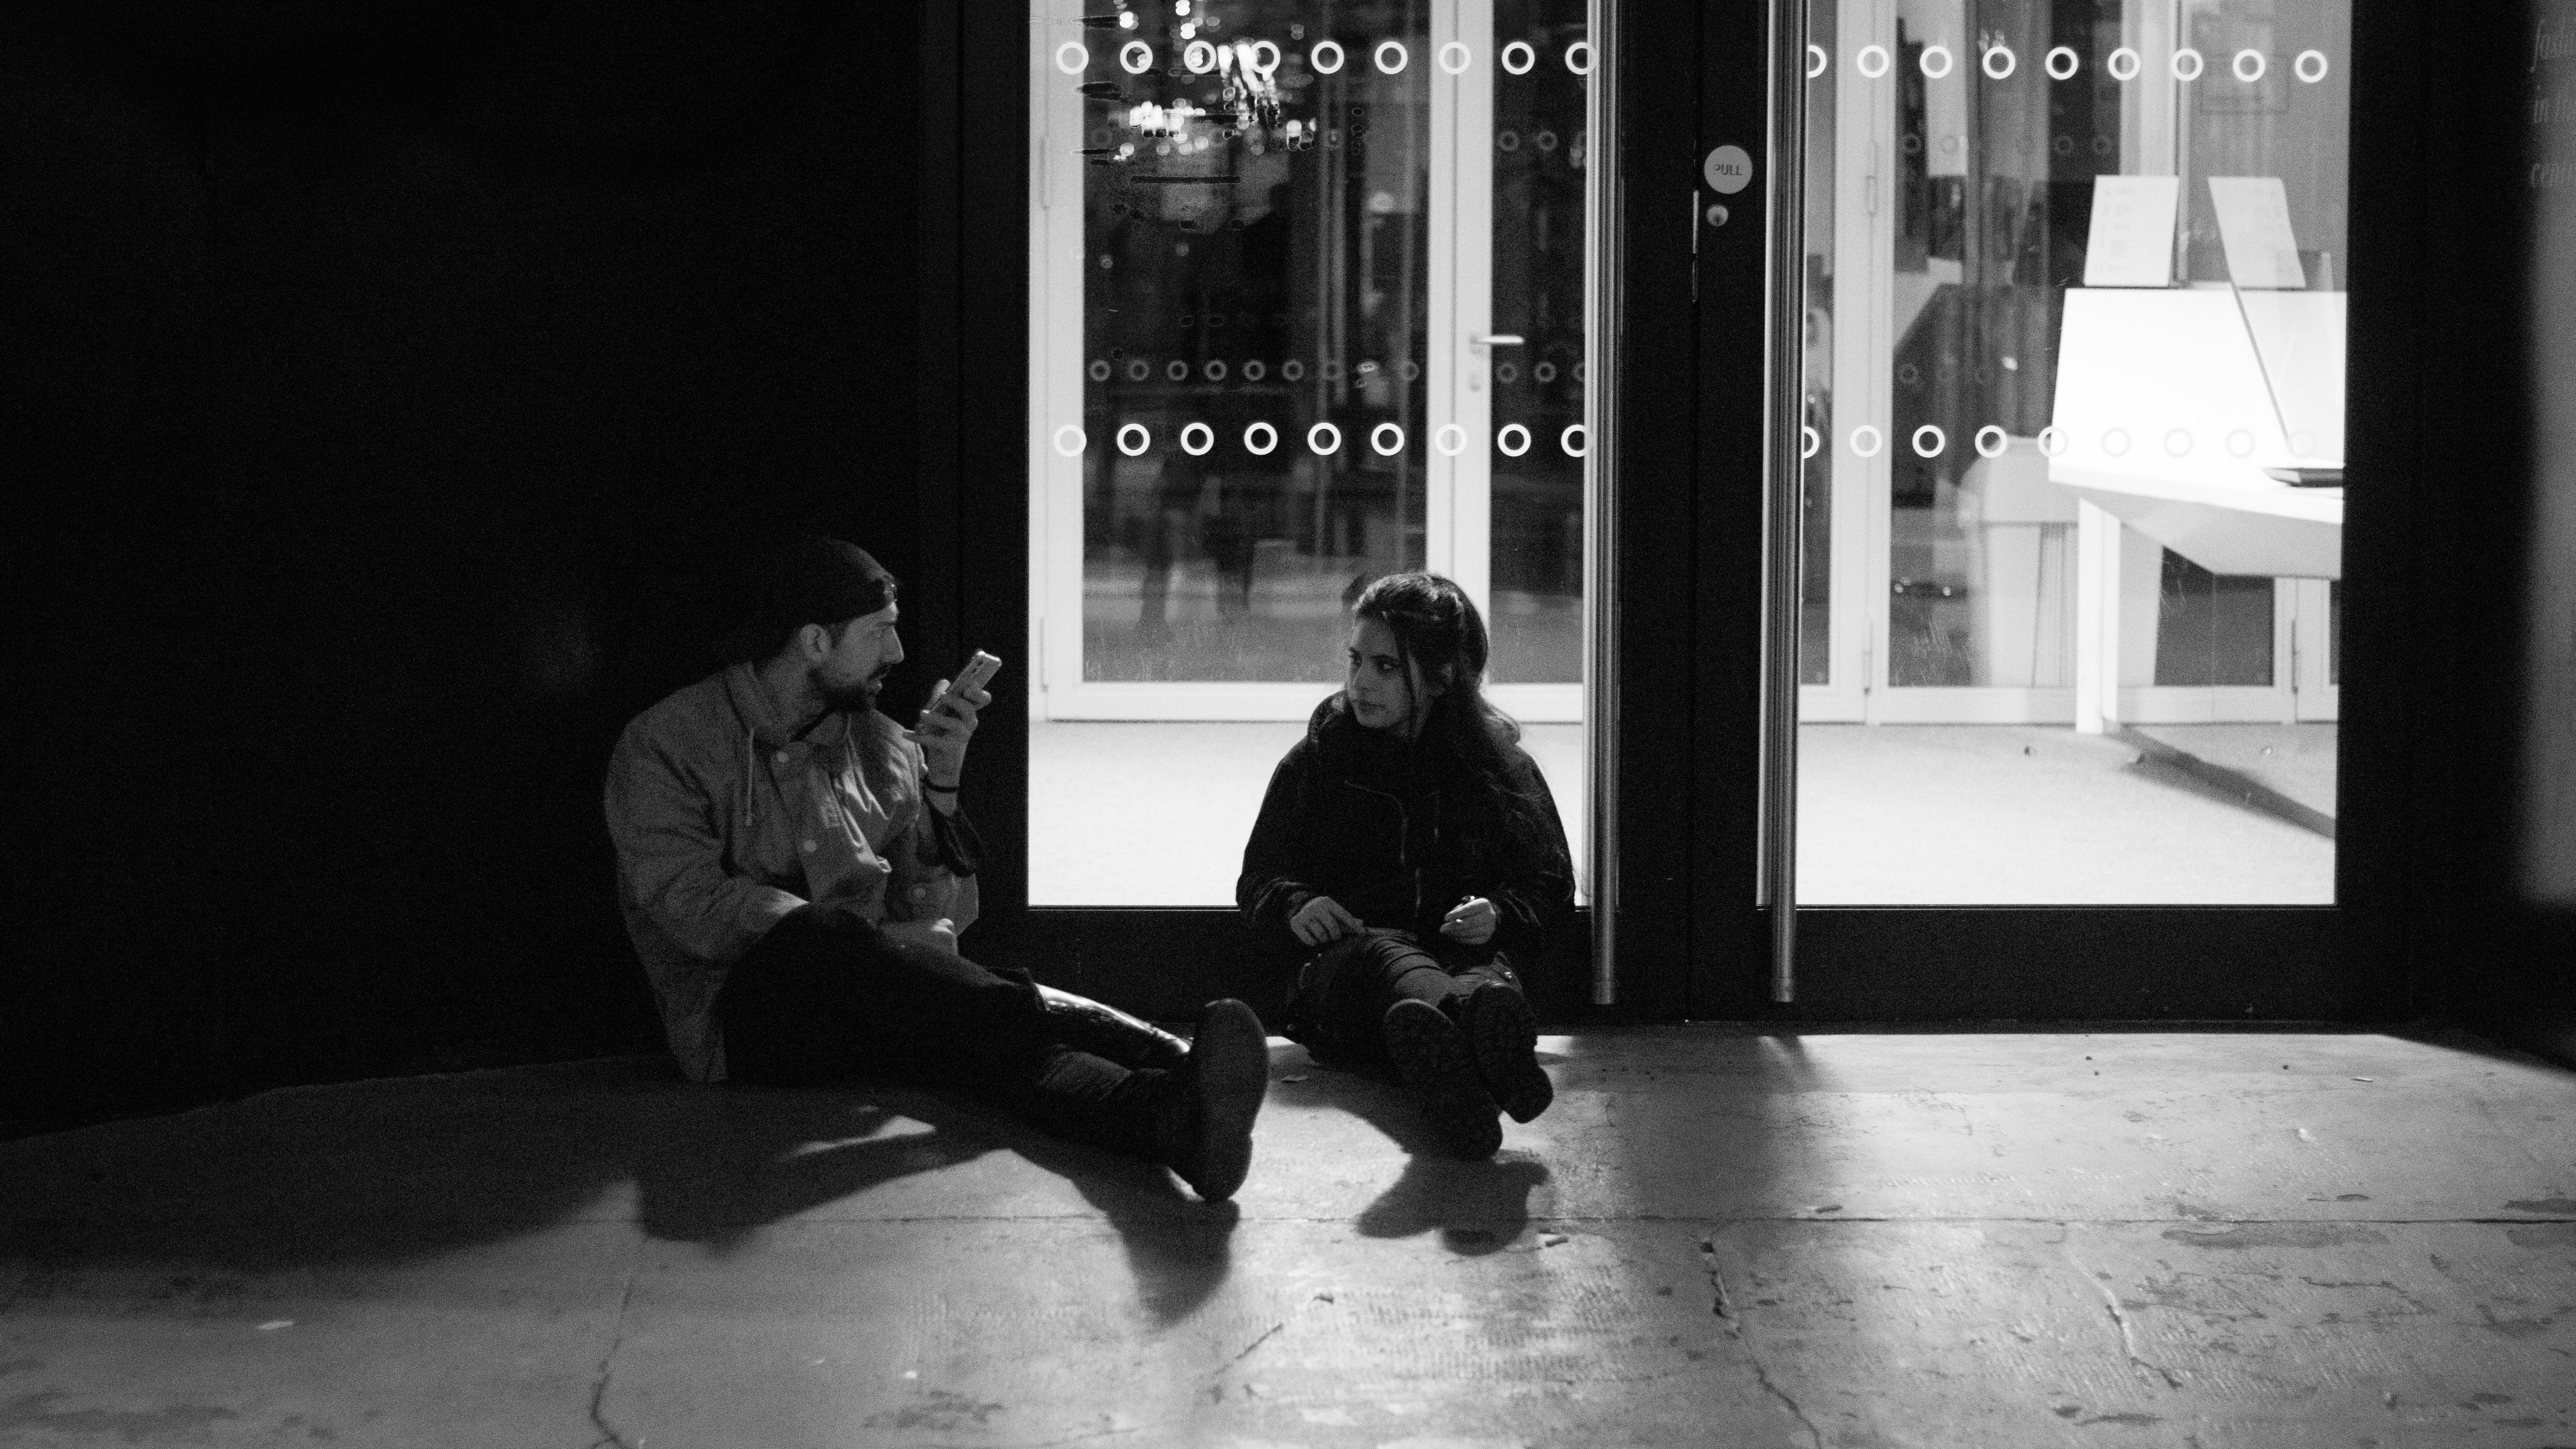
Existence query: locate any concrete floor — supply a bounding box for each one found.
[6,1026,2573,1447]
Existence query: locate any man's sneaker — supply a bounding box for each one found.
[1457,981,1553,1123]
[1155,999,1270,1200]
[1381,998,1503,1159]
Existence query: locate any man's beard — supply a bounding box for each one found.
[816,667,887,715]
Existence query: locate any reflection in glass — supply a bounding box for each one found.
[1078,2,1429,683]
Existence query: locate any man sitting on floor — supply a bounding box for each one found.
[603,535,1268,1200]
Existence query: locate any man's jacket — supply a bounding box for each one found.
[603,662,981,1081]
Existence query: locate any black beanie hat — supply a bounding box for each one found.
[748,535,899,641]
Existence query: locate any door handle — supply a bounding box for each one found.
[1468,334,1525,348]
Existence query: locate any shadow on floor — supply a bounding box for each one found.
[0,1054,1249,1324]
[1280,1046,1557,1256]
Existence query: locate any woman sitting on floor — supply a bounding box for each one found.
[1237,571,1576,1157]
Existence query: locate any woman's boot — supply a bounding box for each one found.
[1381,998,1502,1158]
[1455,979,1553,1123]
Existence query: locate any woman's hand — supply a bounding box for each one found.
[1290,895,1365,947]
[1439,896,1498,946]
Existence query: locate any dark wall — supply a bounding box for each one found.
[3,0,931,1130]
[2347,0,2576,1063]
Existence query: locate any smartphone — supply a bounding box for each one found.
[927,650,1003,717]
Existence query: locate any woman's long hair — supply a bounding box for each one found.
[1349,572,1556,860]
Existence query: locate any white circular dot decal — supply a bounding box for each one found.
[1307,421,1343,454]
[1120,41,1154,74]
[1185,40,1217,73]
[1439,42,1471,75]
[1851,425,1884,458]
[1975,424,2009,458]
[2108,46,2141,80]
[1055,42,1091,75]
[2164,428,2193,457]
[2171,47,2204,81]
[1560,423,1588,457]
[1181,422,1214,456]
[1497,423,1531,457]
[1374,40,1408,73]
[1370,422,1406,456]
[1808,44,1829,78]
[2038,426,2068,456]
[2295,49,2329,82]
[1243,360,1267,381]
[2103,428,2131,456]
[1802,425,1821,459]
[1434,423,1467,456]
[1243,421,1279,455]
[2226,428,2257,458]
[1982,43,2016,79]
[1203,359,1227,381]
[1117,422,1151,456]
[1053,425,1088,457]
[2233,48,2266,82]
[1088,359,1112,382]
[1912,424,1947,458]
[1857,44,1892,78]
[1920,43,1954,78]
[1309,40,1344,74]
[1166,360,1190,382]
[1501,40,1535,75]
[1564,41,1592,74]
[2046,45,2080,79]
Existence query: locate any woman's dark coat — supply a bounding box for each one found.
[1237,694,1575,966]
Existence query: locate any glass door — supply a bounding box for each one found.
[1795,0,2348,904]
[1025,0,1594,903]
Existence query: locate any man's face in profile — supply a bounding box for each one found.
[812,602,903,713]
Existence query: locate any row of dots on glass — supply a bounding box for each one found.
[1814,424,2328,460]
[1057,38,1591,78]
[1054,421,1589,458]
[1089,358,1584,385]
[1808,42,2330,82]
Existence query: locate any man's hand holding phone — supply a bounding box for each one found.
[912,651,1001,811]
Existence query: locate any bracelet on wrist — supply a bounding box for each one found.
[923,779,960,794]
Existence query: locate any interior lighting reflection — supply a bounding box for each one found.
[1054,425,1087,457]
[1116,422,1151,456]
[2046,45,2080,79]
[1307,421,1342,454]
[1501,40,1536,75]
[1497,423,1532,457]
